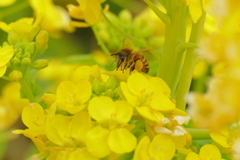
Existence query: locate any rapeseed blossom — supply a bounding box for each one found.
[1,0,240,159]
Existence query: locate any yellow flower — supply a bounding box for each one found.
[121,72,175,122]
[56,80,92,114]
[67,0,108,27]
[29,0,74,35]
[0,82,29,130]
[86,96,136,157]
[0,45,14,77]
[0,0,16,7]
[0,18,39,43]
[186,144,224,160]
[133,135,176,160]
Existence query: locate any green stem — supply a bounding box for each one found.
[174,12,206,110]
[143,0,171,25]
[91,25,111,55]
[156,0,188,97]
[186,128,210,139]
[20,78,36,102]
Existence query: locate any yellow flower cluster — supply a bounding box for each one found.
[14,65,190,160]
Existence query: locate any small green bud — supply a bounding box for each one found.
[11,57,20,66]
[31,59,49,69]
[35,30,48,56]
[2,41,9,47]
[8,70,22,81]
[105,76,119,90]
[103,89,115,98]
[119,9,132,23]
[23,52,31,58]
[25,42,35,55]
[8,30,18,45]
[92,78,105,95]
[21,58,31,66]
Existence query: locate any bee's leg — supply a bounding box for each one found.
[134,59,143,72]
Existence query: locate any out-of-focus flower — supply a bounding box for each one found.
[0,82,29,130]
[133,135,176,160]
[186,144,224,160]
[0,0,16,7]
[29,0,74,36]
[67,0,109,28]
[186,0,203,23]
[0,18,39,43]
[0,45,14,77]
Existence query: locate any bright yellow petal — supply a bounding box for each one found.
[22,103,45,128]
[85,126,111,158]
[0,45,14,66]
[0,65,7,77]
[210,131,230,148]
[108,128,137,154]
[187,0,203,23]
[186,152,200,160]
[71,111,91,144]
[0,21,11,32]
[71,66,92,82]
[46,114,71,146]
[199,144,222,159]
[136,106,164,122]
[127,72,149,96]
[88,96,115,122]
[120,82,138,106]
[133,136,150,160]
[76,80,92,103]
[0,0,16,7]
[149,134,176,160]
[114,100,133,124]
[150,94,175,111]
[148,77,171,97]
[69,148,98,160]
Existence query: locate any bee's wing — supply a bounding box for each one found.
[122,35,134,49]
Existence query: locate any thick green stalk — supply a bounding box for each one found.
[174,12,206,110]
[156,0,188,97]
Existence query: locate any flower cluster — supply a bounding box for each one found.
[14,65,190,160]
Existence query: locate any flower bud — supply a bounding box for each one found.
[31,59,49,69]
[25,42,35,55]
[21,58,31,66]
[92,78,105,95]
[42,93,56,107]
[36,30,48,52]
[11,57,20,66]
[105,76,119,90]
[119,9,132,23]
[9,70,22,81]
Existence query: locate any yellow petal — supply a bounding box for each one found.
[46,114,71,146]
[0,0,16,7]
[187,0,203,23]
[22,103,45,128]
[0,45,14,66]
[149,134,176,160]
[133,136,150,160]
[71,111,91,144]
[114,100,133,124]
[210,131,230,148]
[108,128,137,154]
[148,77,171,97]
[186,152,200,160]
[199,144,222,159]
[69,148,98,160]
[127,72,149,96]
[120,82,138,106]
[88,96,115,122]
[150,94,175,111]
[85,126,111,158]
[0,65,7,77]
[136,106,164,122]
[71,66,92,82]
[76,80,92,103]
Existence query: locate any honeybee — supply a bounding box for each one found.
[111,35,149,74]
